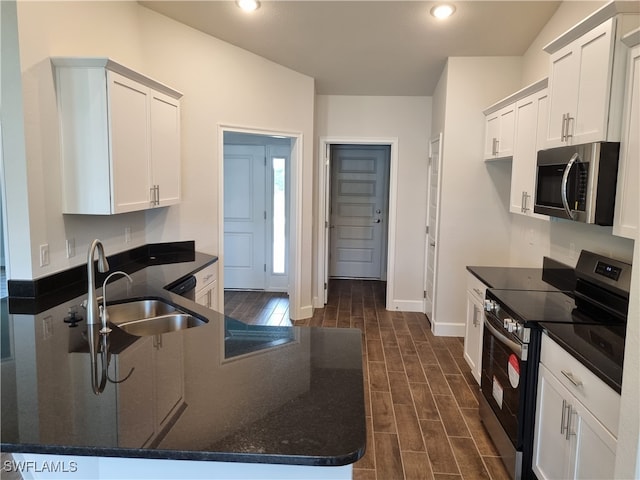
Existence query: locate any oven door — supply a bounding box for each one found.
[481,310,528,451]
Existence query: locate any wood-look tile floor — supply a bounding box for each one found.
[225,280,510,480]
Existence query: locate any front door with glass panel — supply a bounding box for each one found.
[224,143,289,291]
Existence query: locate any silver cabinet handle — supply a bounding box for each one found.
[561,370,583,387]
[155,185,160,205]
[561,113,567,141]
[472,305,479,327]
[150,186,156,206]
[561,399,568,435]
[565,404,574,439]
[566,115,574,140]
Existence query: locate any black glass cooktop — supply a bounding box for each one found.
[486,288,626,391]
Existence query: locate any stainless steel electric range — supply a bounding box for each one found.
[480,250,631,480]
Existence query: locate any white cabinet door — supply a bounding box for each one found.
[570,399,617,480]
[150,91,181,207]
[483,104,516,159]
[545,19,615,147]
[463,273,486,384]
[533,365,573,480]
[613,43,640,239]
[108,72,152,213]
[510,88,548,216]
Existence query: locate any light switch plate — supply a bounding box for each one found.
[39,244,50,267]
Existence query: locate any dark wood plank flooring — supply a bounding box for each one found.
[224,280,510,480]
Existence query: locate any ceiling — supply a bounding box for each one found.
[139,1,561,96]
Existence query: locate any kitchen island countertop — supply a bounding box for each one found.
[1,244,366,472]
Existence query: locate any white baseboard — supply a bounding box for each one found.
[291,304,314,321]
[431,322,465,337]
[386,299,424,313]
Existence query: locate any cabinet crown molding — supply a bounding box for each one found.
[543,1,640,54]
[622,27,640,47]
[50,57,183,99]
[483,78,548,116]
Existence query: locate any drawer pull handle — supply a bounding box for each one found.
[561,399,568,435]
[561,370,583,387]
[473,288,483,296]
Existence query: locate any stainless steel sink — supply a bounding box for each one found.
[107,299,207,336]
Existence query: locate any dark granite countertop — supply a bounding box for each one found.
[466,261,573,292]
[1,244,366,467]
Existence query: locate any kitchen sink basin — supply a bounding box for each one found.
[107,299,207,336]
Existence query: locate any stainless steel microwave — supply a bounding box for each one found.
[534,142,620,225]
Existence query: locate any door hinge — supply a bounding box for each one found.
[426,225,429,234]
[264,210,267,220]
[324,282,327,290]
[424,290,427,299]
[264,264,267,272]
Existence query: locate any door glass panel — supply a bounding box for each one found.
[272,157,286,274]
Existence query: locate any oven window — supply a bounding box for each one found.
[481,321,527,448]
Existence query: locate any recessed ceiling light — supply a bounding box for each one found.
[236,0,260,12]
[431,4,456,19]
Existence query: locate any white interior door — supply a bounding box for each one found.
[424,134,442,317]
[329,145,389,279]
[224,145,266,289]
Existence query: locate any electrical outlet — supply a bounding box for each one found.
[125,227,132,244]
[39,244,50,267]
[66,238,76,258]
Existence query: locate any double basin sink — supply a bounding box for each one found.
[107,299,207,336]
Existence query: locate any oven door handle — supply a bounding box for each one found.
[561,152,580,221]
[483,314,522,358]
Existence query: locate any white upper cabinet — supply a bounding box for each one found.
[543,6,640,148]
[613,32,640,239]
[483,103,516,160]
[510,83,549,217]
[52,57,182,215]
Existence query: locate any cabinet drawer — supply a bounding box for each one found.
[540,334,620,437]
[467,272,487,302]
[195,263,217,290]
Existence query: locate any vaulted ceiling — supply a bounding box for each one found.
[140,1,561,96]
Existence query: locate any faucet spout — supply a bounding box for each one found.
[87,239,109,325]
[100,271,133,334]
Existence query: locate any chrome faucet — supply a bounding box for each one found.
[87,239,109,325]
[100,271,133,334]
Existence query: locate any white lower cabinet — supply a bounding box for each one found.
[533,335,619,480]
[195,263,218,311]
[463,273,486,384]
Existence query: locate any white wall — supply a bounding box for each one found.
[10,1,315,315]
[314,95,431,309]
[431,56,522,336]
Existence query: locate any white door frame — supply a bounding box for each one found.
[218,124,304,319]
[316,137,399,310]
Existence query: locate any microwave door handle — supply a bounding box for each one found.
[561,153,580,221]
